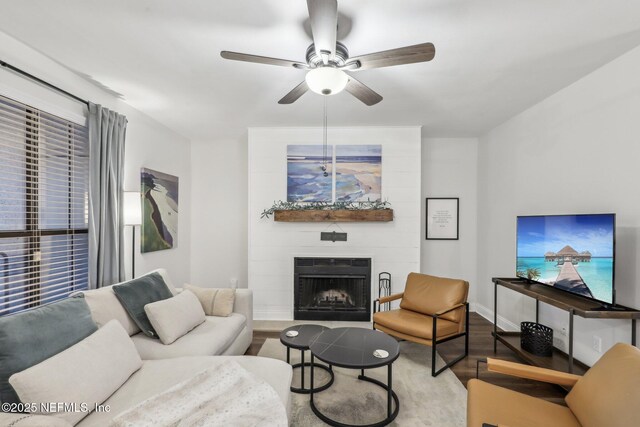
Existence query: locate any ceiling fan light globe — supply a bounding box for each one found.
[305,67,348,96]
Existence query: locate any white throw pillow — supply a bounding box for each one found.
[144,290,206,345]
[71,269,179,336]
[77,286,141,336]
[184,284,236,317]
[9,320,142,426]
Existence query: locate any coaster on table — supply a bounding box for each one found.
[373,349,389,358]
[286,330,299,338]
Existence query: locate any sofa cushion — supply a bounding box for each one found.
[0,297,97,404]
[565,343,640,427]
[73,269,177,337]
[113,272,173,338]
[373,309,459,340]
[399,273,468,322]
[185,284,236,317]
[131,313,246,359]
[467,378,580,427]
[9,320,142,426]
[76,286,140,336]
[144,290,206,345]
[76,356,292,427]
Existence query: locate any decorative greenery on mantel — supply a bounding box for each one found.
[261,200,392,219]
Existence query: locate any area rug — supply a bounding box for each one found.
[258,338,467,426]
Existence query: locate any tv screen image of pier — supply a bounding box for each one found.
[516,214,615,304]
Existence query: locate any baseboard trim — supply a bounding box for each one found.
[474,302,519,332]
[254,310,292,321]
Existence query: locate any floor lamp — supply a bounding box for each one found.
[123,191,142,280]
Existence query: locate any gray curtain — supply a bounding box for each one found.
[88,103,128,288]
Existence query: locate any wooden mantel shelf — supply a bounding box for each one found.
[273,209,394,222]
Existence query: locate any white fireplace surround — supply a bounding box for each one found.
[248,127,422,320]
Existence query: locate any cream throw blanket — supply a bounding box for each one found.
[110,360,287,427]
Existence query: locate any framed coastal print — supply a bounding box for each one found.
[426,198,459,240]
[141,168,179,253]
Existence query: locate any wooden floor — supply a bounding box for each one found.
[246,313,567,404]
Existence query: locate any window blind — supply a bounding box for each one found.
[0,94,89,316]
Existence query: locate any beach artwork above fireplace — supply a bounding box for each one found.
[287,145,333,202]
[336,145,382,202]
[286,144,381,202]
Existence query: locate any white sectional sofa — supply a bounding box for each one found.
[0,270,292,426]
[76,269,254,358]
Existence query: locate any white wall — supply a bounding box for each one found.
[0,31,192,286]
[248,127,422,320]
[190,136,248,287]
[421,138,479,306]
[477,45,640,366]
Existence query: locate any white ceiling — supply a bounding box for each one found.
[1,0,640,140]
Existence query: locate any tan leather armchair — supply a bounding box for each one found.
[469,343,640,427]
[372,272,470,376]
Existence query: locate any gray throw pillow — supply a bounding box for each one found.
[112,272,173,338]
[0,296,97,404]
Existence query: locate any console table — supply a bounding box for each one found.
[492,277,639,374]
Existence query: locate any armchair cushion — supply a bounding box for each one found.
[373,309,459,340]
[565,343,640,427]
[467,378,580,427]
[399,273,469,322]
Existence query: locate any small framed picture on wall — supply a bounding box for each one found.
[426,198,459,240]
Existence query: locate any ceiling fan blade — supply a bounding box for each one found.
[306,0,338,62]
[278,81,309,104]
[345,42,435,71]
[221,51,308,69]
[344,75,382,106]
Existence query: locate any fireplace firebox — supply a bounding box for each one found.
[294,257,371,321]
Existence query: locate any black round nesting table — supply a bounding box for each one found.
[279,324,334,394]
[309,327,400,427]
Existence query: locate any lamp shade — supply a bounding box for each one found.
[305,67,349,96]
[123,191,142,225]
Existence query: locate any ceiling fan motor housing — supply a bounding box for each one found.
[306,41,349,68]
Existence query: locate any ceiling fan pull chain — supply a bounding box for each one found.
[322,96,329,177]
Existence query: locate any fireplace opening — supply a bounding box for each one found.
[294,258,371,321]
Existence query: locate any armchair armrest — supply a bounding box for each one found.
[486,358,582,387]
[433,302,466,317]
[377,293,403,304]
[373,293,403,314]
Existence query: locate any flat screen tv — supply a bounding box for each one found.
[516,214,615,305]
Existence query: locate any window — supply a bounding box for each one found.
[0,95,89,316]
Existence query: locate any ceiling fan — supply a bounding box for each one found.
[220,0,435,106]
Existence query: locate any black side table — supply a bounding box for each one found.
[280,324,335,394]
[309,327,400,427]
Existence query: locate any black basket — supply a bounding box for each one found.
[520,322,553,357]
